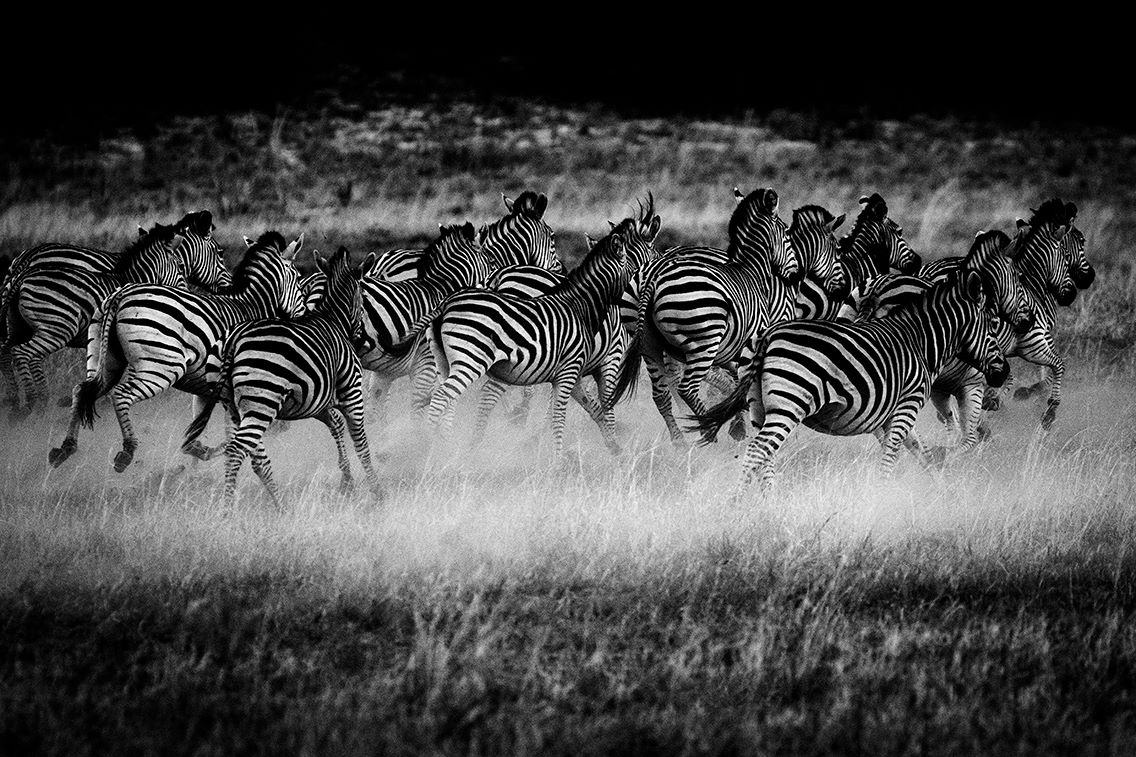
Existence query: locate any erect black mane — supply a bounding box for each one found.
[176,209,214,236]
[111,223,180,274]
[790,205,835,232]
[1028,198,1072,229]
[972,229,1011,252]
[227,231,286,291]
[510,191,546,218]
[418,223,475,279]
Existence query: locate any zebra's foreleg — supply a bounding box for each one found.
[224,401,279,506]
[1014,340,1064,428]
[875,400,924,476]
[954,380,987,452]
[507,386,536,426]
[10,335,63,419]
[248,442,283,509]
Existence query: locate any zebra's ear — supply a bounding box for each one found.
[243,235,256,249]
[733,187,745,204]
[829,214,846,232]
[477,224,488,244]
[584,233,598,251]
[609,233,625,255]
[1065,201,1078,220]
[358,252,377,280]
[462,222,476,241]
[607,220,617,231]
[282,233,304,261]
[138,225,148,238]
[761,188,779,213]
[963,269,983,303]
[170,232,187,251]
[647,214,661,242]
[1051,224,1069,241]
[534,193,548,219]
[502,193,514,213]
[313,249,328,275]
[1016,219,1029,230]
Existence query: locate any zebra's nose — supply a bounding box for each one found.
[1056,285,1077,307]
[986,358,1010,388]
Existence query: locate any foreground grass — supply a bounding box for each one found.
[2,370,1135,754]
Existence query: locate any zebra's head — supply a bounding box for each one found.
[422,222,495,288]
[232,231,307,318]
[1014,200,1077,306]
[965,229,1035,335]
[313,246,369,348]
[790,205,847,298]
[729,187,799,283]
[842,193,922,278]
[838,273,930,322]
[173,209,231,292]
[479,191,564,273]
[950,269,1009,388]
[1050,201,1095,289]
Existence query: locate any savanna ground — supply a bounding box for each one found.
[2,97,1136,754]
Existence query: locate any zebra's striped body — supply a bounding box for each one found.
[614,188,797,445]
[425,206,659,456]
[688,269,1008,489]
[182,247,380,507]
[357,223,496,393]
[850,229,1035,450]
[2,218,229,416]
[48,232,306,471]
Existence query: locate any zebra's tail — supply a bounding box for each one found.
[606,269,661,410]
[683,337,768,440]
[75,289,128,429]
[0,270,31,352]
[429,316,450,379]
[183,340,235,450]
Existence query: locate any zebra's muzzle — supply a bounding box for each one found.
[985,357,1010,388]
[1055,285,1077,307]
[1012,310,1034,335]
[1073,265,1095,289]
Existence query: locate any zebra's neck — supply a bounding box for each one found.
[1014,241,1060,324]
[548,254,626,332]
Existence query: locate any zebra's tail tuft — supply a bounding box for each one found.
[183,342,234,451]
[75,378,101,429]
[682,374,754,440]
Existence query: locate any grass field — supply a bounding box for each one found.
[2,100,1135,754]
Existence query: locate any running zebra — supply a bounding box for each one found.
[687,268,1009,490]
[612,187,798,446]
[182,246,380,507]
[847,229,1035,450]
[424,209,659,457]
[2,218,229,417]
[995,201,1079,426]
[358,223,496,404]
[48,231,306,471]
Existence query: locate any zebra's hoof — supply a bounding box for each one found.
[48,439,77,467]
[1013,386,1034,401]
[338,477,356,495]
[982,395,1001,412]
[113,450,134,472]
[7,406,32,424]
[182,441,215,461]
[727,417,747,441]
[1041,407,1057,429]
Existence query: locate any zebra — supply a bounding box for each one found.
[424,209,659,457]
[1004,199,1095,407]
[828,193,922,315]
[48,231,306,471]
[357,223,497,405]
[686,267,1009,490]
[846,229,1035,451]
[1,219,229,418]
[611,187,798,446]
[182,246,380,507]
[993,201,1079,426]
[417,195,660,441]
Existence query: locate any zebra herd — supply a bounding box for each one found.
[0,190,1094,503]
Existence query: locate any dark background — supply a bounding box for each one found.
[1,24,1127,142]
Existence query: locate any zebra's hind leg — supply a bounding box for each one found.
[109,369,174,472]
[874,400,925,476]
[183,394,226,461]
[570,382,620,455]
[223,401,280,507]
[548,362,585,460]
[507,386,536,426]
[9,336,59,420]
[316,408,354,494]
[954,381,987,453]
[426,353,494,431]
[930,388,955,432]
[471,377,508,447]
[339,398,382,501]
[644,355,685,446]
[735,408,802,495]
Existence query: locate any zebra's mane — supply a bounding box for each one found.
[1028,199,1072,230]
[176,209,214,236]
[545,219,634,297]
[509,191,547,218]
[111,223,180,274]
[417,223,477,280]
[970,229,1011,260]
[839,194,891,272]
[726,189,779,262]
[790,205,835,233]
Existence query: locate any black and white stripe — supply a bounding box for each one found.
[48,231,306,471]
[688,268,1008,489]
[182,246,380,507]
